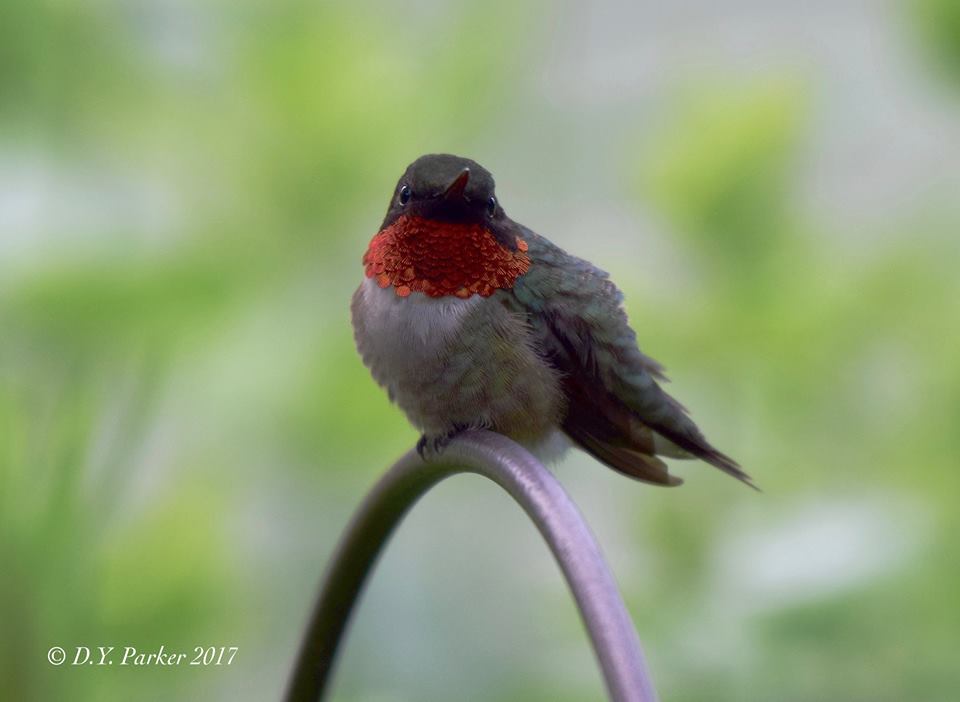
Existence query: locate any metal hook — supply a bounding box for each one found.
[284,430,658,702]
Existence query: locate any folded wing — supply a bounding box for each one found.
[508,228,754,488]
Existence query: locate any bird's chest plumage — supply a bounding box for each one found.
[352,277,483,381]
[351,277,563,440]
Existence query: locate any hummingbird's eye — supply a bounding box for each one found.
[487,196,497,216]
[398,185,411,206]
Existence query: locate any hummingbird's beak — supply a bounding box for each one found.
[443,168,470,200]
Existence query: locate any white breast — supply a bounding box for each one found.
[353,277,481,378]
[352,276,564,442]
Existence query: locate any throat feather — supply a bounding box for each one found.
[363,215,530,299]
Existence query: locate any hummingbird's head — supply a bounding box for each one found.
[365,154,530,299]
[382,153,502,230]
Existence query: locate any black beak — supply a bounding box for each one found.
[443,168,470,200]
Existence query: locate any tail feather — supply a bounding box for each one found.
[650,423,758,490]
[564,424,683,487]
[555,357,755,488]
[696,446,758,491]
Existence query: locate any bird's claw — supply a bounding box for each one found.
[416,425,469,460]
[415,434,430,459]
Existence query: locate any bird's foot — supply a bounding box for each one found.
[416,424,470,460]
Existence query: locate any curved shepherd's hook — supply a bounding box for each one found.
[284,430,659,702]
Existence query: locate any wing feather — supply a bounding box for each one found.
[508,228,754,489]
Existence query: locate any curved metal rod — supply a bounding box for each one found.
[284,430,658,702]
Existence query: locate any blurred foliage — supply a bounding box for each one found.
[1,1,958,701]
[640,78,807,269]
[911,0,960,89]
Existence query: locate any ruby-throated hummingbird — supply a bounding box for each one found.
[352,154,752,487]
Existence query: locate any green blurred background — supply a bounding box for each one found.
[2,1,958,700]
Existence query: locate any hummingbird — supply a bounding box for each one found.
[351,154,752,487]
